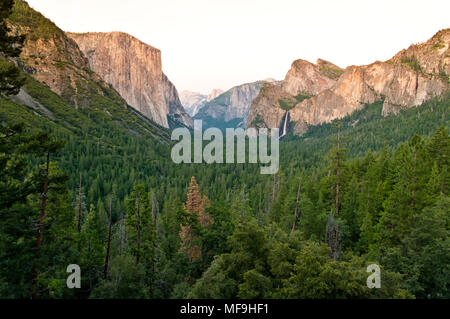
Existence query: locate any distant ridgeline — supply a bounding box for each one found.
[247,29,449,137]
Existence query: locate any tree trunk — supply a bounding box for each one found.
[118,218,124,255]
[32,151,50,298]
[151,193,158,233]
[136,201,141,264]
[336,127,341,217]
[77,173,82,233]
[103,198,113,279]
[257,188,262,226]
[411,148,417,208]
[272,175,276,202]
[291,178,301,233]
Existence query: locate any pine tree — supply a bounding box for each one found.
[24,131,65,298]
[180,176,211,261]
[126,184,155,266]
[328,122,348,217]
[427,126,449,194]
[124,184,157,296]
[75,173,86,233]
[80,204,106,293]
[0,0,25,96]
[291,177,301,233]
[103,197,113,279]
[378,134,429,248]
[0,123,36,297]
[324,122,347,258]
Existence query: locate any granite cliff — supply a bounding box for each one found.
[9,1,191,129]
[195,78,279,128]
[67,32,192,128]
[247,29,449,135]
[9,0,115,109]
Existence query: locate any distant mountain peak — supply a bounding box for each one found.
[179,88,225,117]
[206,89,224,102]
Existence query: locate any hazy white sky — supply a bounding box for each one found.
[26,0,449,94]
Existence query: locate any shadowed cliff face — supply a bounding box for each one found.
[67,32,192,128]
[246,83,293,130]
[9,0,141,113]
[247,29,449,135]
[194,79,279,128]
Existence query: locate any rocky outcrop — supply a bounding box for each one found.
[247,59,343,132]
[247,29,449,135]
[7,0,171,144]
[67,32,192,128]
[390,29,450,76]
[281,59,342,96]
[289,59,447,132]
[10,0,193,131]
[9,0,115,109]
[195,79,279,127]
[247,83,296,129]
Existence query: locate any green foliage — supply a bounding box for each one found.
[250,113,267,128]
[125,184,156,268]
[294,92,311,103]
[432,43,445,50]
[90,254,149,299]
[0,0,25,96]
[0,58,26,96]
[188,221,411,299]
[9,0,64,41]
[0,124,76,298]
[78,204,106,296]
[400,55,422,73]
[0,39,448,298]
[278,96,297,111]
[319,65,344,80]
[0,0,25,57]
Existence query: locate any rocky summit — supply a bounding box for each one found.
[247,29,449,135]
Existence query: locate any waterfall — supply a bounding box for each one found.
[279,111,289,138]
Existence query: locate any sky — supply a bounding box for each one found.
[26,0,449,94]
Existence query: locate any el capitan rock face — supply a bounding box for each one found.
[67,32,192,128]
[247,29,449,135]
[9,0,116,109]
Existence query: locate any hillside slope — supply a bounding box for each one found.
[67,32,192,128]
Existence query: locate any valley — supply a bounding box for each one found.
[0,0,448,300]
